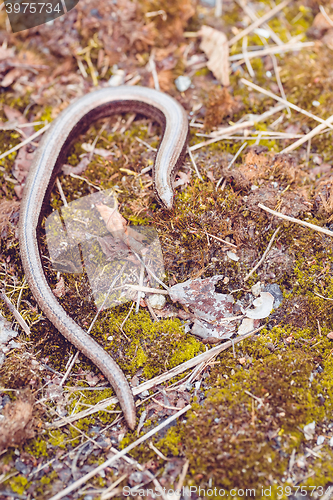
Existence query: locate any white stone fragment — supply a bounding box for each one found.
[227,251,239,262]
[147,294,166,310]
[251,281,261,297]
[245,292,274,319]
[237,318,255,336]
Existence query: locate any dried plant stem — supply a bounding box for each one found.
[259,204,333,237]
[230,41,313,62]
[188,146,203,181]
[48,405,191,500]
[48,326,264,428]
[244,227,280,281]
[0,123,50,160]
[241,78,333,130]
[228,0,292,46]
[235,0,283,45]
[0,290,31,336]
[280,115,333,153]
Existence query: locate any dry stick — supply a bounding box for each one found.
[319,5,333,28]
[229,41,314,61]
[190,105,285,151]
[280,115,333,154]
[187,146,204,181]
[48,404,191,500]
[0,123,50,160]
[235,0,283,46]
[0,290,31,336]
[56,178,68,207]
[242,36,254,78]
[48,326,264,428]
[204,232,237,249]
[241,78,333,130]
[259,204,333,237]
[244,227,280,282]
[228,0,292,46]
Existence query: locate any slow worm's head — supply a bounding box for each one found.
[159,186,174,211]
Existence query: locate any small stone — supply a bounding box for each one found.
[251,282,261,297]
[108,69,125,87]
[303,421,316,440]
[263,284,283,308]
[317,435,325,445]
[147,294,166,310]
[330,437,333,447]
[175,75,191,92]
[227,251,239,262]
[238,357,246,365]
[327,332,333,340]
[238,317,255,336]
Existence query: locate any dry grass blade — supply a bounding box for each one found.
[259,204,333,237]
[230,42,314,62]
[48,405,191,500]
[244,227,280,281]
[0,290,31,336]
[48,326,264,428]
[0,124,50,160]
[241,78,333,130]
[280,116,333,153]
[228,0,292,46]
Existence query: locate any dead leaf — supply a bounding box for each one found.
[53,277,66,298]
[173,170,191,188]
[1,68,23,88]
[95,203,147,255]
[199,25,230,87]
[62,156,91,175]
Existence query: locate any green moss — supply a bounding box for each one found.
[8,475,29,495]
[24,436,48,458]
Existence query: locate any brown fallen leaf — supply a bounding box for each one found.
[173,170,191,188]
[199,25,230,87]
[62,156,91,175]
[95,203,147,255]
[1,68,23,88]
[53,276,66,298]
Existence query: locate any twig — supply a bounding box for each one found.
[242,36,254,78]
[259,203,333,237]
[228,0,292,46]
[135,136,157,152]
[280,116,333,154]
[314,292,333,301]
[100,473,128,500]
[48,405,191,500]
[174,460,190,500]
[0,290,31,336]
[187,147,203,181]
[56,178,68,207]
[203,232,237,248]
[241,78,333,130]
[235,0,283,46]
[230,41,314,61]
[319,5,333,28]
[216,142,247,189]
[148,441,171,461]
[126,284,168,295]
[136,260,145,314]
[69,173,101,190]
[244,227,280,281]
[148,50,160,91]
[0,123,50,160]
[48,326,264,428]
[215,0,222,17]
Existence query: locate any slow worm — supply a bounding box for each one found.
[19,86,189,429]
